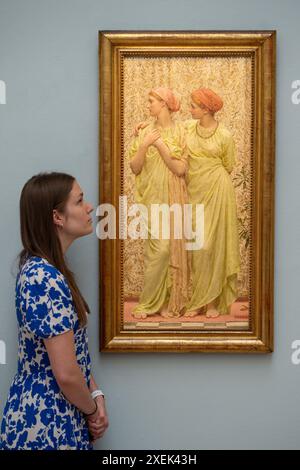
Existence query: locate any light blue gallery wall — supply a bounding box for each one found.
[0,0,300,450]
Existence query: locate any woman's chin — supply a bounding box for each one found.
[84,225,94,236]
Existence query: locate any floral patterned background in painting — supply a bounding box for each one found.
[122,56,252,299]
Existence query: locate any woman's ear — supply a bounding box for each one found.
[53,209,64,228]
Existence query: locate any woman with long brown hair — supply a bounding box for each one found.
[0,172,109,450]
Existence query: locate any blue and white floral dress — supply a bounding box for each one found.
[0,256,93,450]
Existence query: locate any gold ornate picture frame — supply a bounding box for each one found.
[99,30,275,353]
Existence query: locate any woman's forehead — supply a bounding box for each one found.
[71,180,83,197]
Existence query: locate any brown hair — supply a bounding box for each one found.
[18,172,90,326]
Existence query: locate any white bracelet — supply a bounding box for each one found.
[91,389,105,399]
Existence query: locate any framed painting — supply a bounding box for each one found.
[98,30,275,353]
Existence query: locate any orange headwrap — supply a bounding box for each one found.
[191,88,223,114]
[150,87,180,112]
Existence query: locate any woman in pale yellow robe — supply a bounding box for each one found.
[184,88,240,318]
[128,87,189,319]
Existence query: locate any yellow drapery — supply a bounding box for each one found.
[185,120,241,314]
[128,121,189,316]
